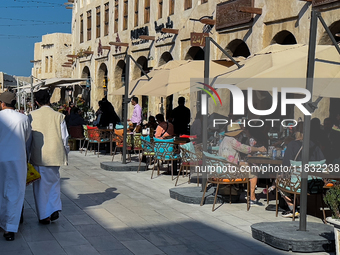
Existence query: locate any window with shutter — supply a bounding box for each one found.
[104,3,109,36]
[114,0,118,33]
[96,6,101,38]
[134,0,139,27]
[144,0,150,24]
[87,10,92,41]
[184,0,192,10]
[123,0,128,30]
[158,0,163,19]
[169,0,174,15]
[80,14,84,43]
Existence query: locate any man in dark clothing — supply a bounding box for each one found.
[98,98,120,128]
[322,117,340,164]
[171,97,190,135]
[67,107,85,127]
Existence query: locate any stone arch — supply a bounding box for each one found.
[271,30,297,45]
[114,60,126,89]
[185,46,205,60]
[319,20,340,45]
[113,60,126,120]
[159,52,173,66]
[133,56,148,79]
[97,63,108,99]
[81,66,91,107]
[221,39,251,58]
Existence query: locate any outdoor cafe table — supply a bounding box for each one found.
[246,156,283,165]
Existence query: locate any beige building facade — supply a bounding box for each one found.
[69,0,340,123]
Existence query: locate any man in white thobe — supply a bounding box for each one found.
[28,90,69,224]
[0,92,31,241]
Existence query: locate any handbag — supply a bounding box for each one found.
[27,163,41,186]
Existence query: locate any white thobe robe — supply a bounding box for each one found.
[32,120,69,220]
[0,109,31,232]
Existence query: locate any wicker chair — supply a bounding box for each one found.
[112,133,132,162]
[152,141,180,180]
[133,133,143,161]
[200,152,250,212]
[138,137,155,173]
[175,144,202,186]
[275,160,327,221]
[85,129,111,157]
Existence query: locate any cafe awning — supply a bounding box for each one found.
[214,44,340,98]
[111,60,231,97]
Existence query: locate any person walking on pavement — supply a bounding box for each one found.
[28,90,69,225]
[171,97,191,135]
[0,92,31,241]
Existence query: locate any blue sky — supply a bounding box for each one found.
[0,0,71,76]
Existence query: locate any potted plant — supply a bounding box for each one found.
[324,185,340,254]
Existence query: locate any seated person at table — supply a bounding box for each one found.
[67,107,85,127]
[144,116,158,130]
[154,114,174,139]
[218,123,267,206]
[280,122,325,218]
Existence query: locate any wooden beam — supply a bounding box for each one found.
[200,19,216,26]
[83,51,94,55]
[237,7,262,15]
[67,54,78,58]
[161,28,179,34]
[66,6,73,9]
[67,59,74,62]
[300,0,312,1]
[139,35,156,41]
[102,46,111,50]
[109,42,129,47]
[62,65,72,67]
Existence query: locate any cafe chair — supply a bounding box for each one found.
[68,125,85,152]
[152,138,180,180]
[112,132,133,162]
[275,160,326,221]
[133,133,143,161]
[138,136,155,173]
[200,151,250,212]
[85,128,111,157]
[176,142,202,186]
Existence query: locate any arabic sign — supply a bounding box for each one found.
[313,0,339,6]
[155,17,174,33]
[216,0,253,31]
[190,33,209,47]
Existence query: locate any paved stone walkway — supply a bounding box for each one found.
[0,151,335,255]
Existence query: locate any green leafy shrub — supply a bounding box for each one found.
[324,185,340,219]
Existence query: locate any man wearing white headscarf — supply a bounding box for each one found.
[0,92,31,241]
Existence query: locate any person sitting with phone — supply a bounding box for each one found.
[154,114,174,139]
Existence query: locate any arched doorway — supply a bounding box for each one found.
[134,56,150,121]
[185,46,204,60]
[98,63,108,99]
[319,20,340,45]
[271,30,297,45]
[222,39,251,58]
[114,60,126,120]
[81,66,91,107]
[159,52,173,66]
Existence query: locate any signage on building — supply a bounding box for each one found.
[216,0,254,31]
[155,17,174,33]
[155,17,174,45]
[190,33,209,47]
[313,0,339,6]
[131,26,149,46]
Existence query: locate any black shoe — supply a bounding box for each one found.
[39,218,51,225]
[50,211,59,222]
[3,232,15,241]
